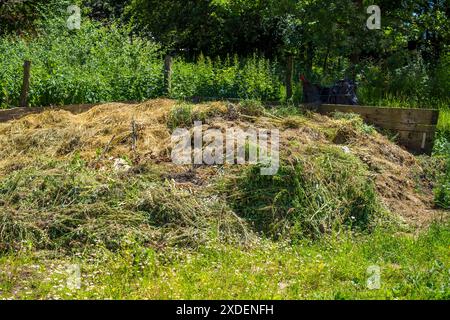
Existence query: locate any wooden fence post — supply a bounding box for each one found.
[20,60,31,108]
[164,54,173,96]
[286,55,293,100]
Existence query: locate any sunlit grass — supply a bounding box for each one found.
[0,223,448,300]
[438,108,450,133]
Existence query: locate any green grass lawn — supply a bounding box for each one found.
[1,223,448,300]
[438,109,450,133]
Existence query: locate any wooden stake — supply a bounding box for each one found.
[164,54,173,96]
[19,60,31,108]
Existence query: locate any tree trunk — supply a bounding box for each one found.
[305,43,314,77]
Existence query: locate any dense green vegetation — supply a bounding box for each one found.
[433,130,450,209]
[0,0,448,300]
[0,0,448,108]
[0,19,283,108]
[0,20,162,107]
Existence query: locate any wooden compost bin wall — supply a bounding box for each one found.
[0,104,96,123]
[0,103,440,155]
[318,104,439,154]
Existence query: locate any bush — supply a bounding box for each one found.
[433,130,450,209]
[0,18,283,107]
[166,102,227,130]
[0,18,163,108]
[435,170,450,209]
[171,54,283,101]
[357,52,449,109]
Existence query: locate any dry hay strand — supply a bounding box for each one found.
[0,99,179,173]
[136,181,253,246]
[0,99,444,229]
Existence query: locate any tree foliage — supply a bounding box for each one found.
[0,0,448,105]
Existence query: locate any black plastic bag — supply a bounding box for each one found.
[301,75,359,105]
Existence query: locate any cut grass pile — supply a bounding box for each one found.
[0,99,448,299]
[0,157,251,252]
[224,147,384,240]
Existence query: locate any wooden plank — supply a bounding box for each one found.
[0,104,96,123]
[397,130,436,155]
[60,104,98,114]
[369,122,436,133]
[0,107,37,122]
[318,104,439,125]
[317,104,439,155]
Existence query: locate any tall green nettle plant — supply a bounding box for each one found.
[0,17,163,108]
